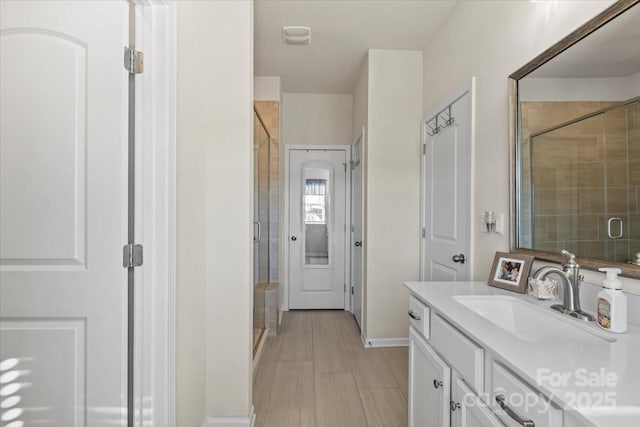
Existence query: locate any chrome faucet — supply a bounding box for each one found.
[532,250,595,322]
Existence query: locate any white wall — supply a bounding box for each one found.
[255,76,281,101]
[630,71,640,95]
[176,1,253,425]
[422,0,616,282]
[282,93,353,146]
[519,76,639,101]
[365,50,423,340]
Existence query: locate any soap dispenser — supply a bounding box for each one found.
[596,267,627,333]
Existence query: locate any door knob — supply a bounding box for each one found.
[452,254,466,264]
[291,235,297,241]
[354,241,362,247]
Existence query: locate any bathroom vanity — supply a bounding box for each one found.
[405,281,640,427]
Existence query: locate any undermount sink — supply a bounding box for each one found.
[452,295,615,344]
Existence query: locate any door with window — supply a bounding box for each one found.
[288,149,347,309]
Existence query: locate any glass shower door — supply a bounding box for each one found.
[253,112,270,350]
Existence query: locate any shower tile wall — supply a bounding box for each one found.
[630,103,640,258]
[520,101,614,247]
[525,101,634,262]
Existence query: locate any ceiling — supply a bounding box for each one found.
[254,0,458,94]
[527,4,640,78]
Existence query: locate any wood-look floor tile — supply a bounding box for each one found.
[253,310,407,427]
[313,339,348,374]
[262,332,312,362]
[253,360,277,414]
[359,387,408,427]
[315,373,368,427]
[339,315,363,349]
[348,348,399,389]
[381,347,409,399]
[269,361,315,411]
[312,311,342,340]
[257,408,315,427]
[282,310,313,334]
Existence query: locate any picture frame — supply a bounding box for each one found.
[488,252,534,294]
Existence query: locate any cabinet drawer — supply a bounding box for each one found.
[408,295,430,338]
[492,362,563,427]
[430,314,484,392]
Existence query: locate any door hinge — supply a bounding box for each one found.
[123,243,143,268]
[422,143,426,155]
[422,228,426,238]
[124,47,144,74]
[351,286,354,295]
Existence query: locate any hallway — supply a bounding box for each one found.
[253,310,408,427]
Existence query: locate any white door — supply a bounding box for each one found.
[350,134,364,328]
[409,327,451,427]
[422,91,472,281]
[0,2,129,426]
[451,376,503,427]
[288,149,347,309]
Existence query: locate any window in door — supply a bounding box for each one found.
[304,172,330,266]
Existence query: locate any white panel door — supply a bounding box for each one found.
[350,135,364,328]
[423,93,471,281]
[0,1,128,426]
[289,149,347,309]
[409,327,451,427]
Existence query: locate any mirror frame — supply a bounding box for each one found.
[508,0,640,279]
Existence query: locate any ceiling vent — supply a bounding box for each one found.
[282,26,311,45]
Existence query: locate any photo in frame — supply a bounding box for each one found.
[488,252,534,294]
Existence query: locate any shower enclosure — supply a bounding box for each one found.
[527,98,639,263]
[253,108,279,351]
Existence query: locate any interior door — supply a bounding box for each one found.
[350,135,364,328]
[422,92,471,281]
[289,149,347,309]
[409,327,451,427]
[0,1,129,426]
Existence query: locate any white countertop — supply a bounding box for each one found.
[404,281,640,427]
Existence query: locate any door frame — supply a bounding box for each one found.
[283,145,351,311]
[420,77,475,281]
[134,1,176,425]
[350,128,365,326]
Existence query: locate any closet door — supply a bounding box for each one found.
[0,2,129,425]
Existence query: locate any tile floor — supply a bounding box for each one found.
[253,310,408,427]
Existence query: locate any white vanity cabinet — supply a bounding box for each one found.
[451,376,503,427]
[408,293,564,427]
[409,326,451,427]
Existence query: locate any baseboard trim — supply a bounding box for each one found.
[252,329,269,374]
[362,337,409,348]
[204,406,255,427]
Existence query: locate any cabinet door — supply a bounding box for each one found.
[409,326,451,427]
[451,376,503,427]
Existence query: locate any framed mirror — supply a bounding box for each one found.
[509,0,640,278]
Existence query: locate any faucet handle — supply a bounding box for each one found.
[561,249,575,260]
[561,249,578,267]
